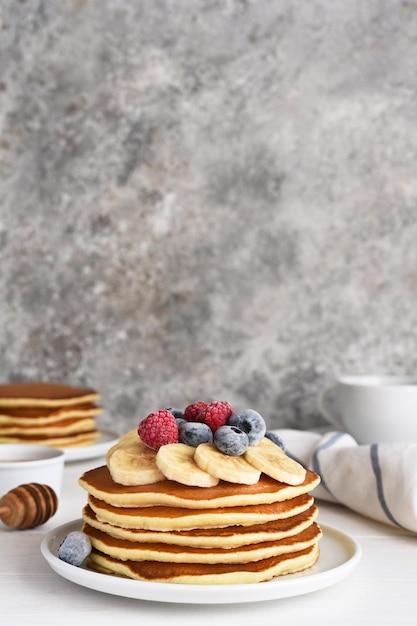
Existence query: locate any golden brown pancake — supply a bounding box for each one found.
[0,382,102,447]
[0,416,96,436]
[0,430,99,447]
[0,405,101,426]
[88,543,320,584]
[0,382,99,407]
[79,426,322,584]
[79,465,320,509]
[82,503,318,548]
[83,521,322,564]
[87,492,315,531]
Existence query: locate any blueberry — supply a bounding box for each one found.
[58,531,92,567]
[265,431,286,451]
[179,421,213,447]
[165,407,184,420]
[227,409,266,445]
[214,425,249,456]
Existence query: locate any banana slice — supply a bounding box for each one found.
[107,440,165,486]
[244,438,306,485]
[194,443,261,485]
[118,429,142,447]
[106,428,139,464]
[156,443,219,487]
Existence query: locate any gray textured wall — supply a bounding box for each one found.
[1,0,417,434]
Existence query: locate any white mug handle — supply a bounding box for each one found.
[318,385,341,427]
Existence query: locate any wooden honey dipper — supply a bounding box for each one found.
[0,483,58,529]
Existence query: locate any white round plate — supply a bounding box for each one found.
[40,519,362,604]
[61,430,119,462]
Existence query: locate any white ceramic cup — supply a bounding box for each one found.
[0,444,64,497]
[318,375,417,444]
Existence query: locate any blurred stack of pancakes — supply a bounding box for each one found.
[0,382,102,448]
[79,464,322,584]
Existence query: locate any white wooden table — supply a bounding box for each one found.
[1,454,416,626]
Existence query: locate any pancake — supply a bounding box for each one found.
[0,430,99,447]
[89,543,320,584]
[0,382,99,407]
[78,405,322,584]
[87,492,314,531]
[0,416,96,436]
[0,382,102,448]
[82,502,318,548]
[79,464,320,509]
[83,521,322,564]
[0,405,102,426]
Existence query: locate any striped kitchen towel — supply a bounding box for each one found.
[273,429,417,534]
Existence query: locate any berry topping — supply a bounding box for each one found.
[227,409,266,445]
[265,431,286,451]
[58,531,92,567]
[138,409,179,450]
[165,407,184,420]
[179,421,213,447]
[198,401,233,432]
[214,425,249,456]
[183,401,208,421]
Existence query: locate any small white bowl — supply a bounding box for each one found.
[0,444,64,497]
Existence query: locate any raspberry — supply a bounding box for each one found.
[138,409,179,450]
[199,401,233,432]
[183,401,208,422]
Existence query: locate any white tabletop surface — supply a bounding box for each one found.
[1,453,416,626]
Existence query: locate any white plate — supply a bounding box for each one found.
[40,519,362,604]
[62,430,119,462]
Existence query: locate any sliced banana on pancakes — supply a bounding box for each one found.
[194,443,261,485]
[107,439,164,486]
[244,437,306,485]
[106,429,306,488]
[156,443,219,487]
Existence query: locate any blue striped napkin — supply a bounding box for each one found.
[273,429,417,534]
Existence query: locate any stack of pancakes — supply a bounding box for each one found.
[0,382,101,448]
[79,463,322,584]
